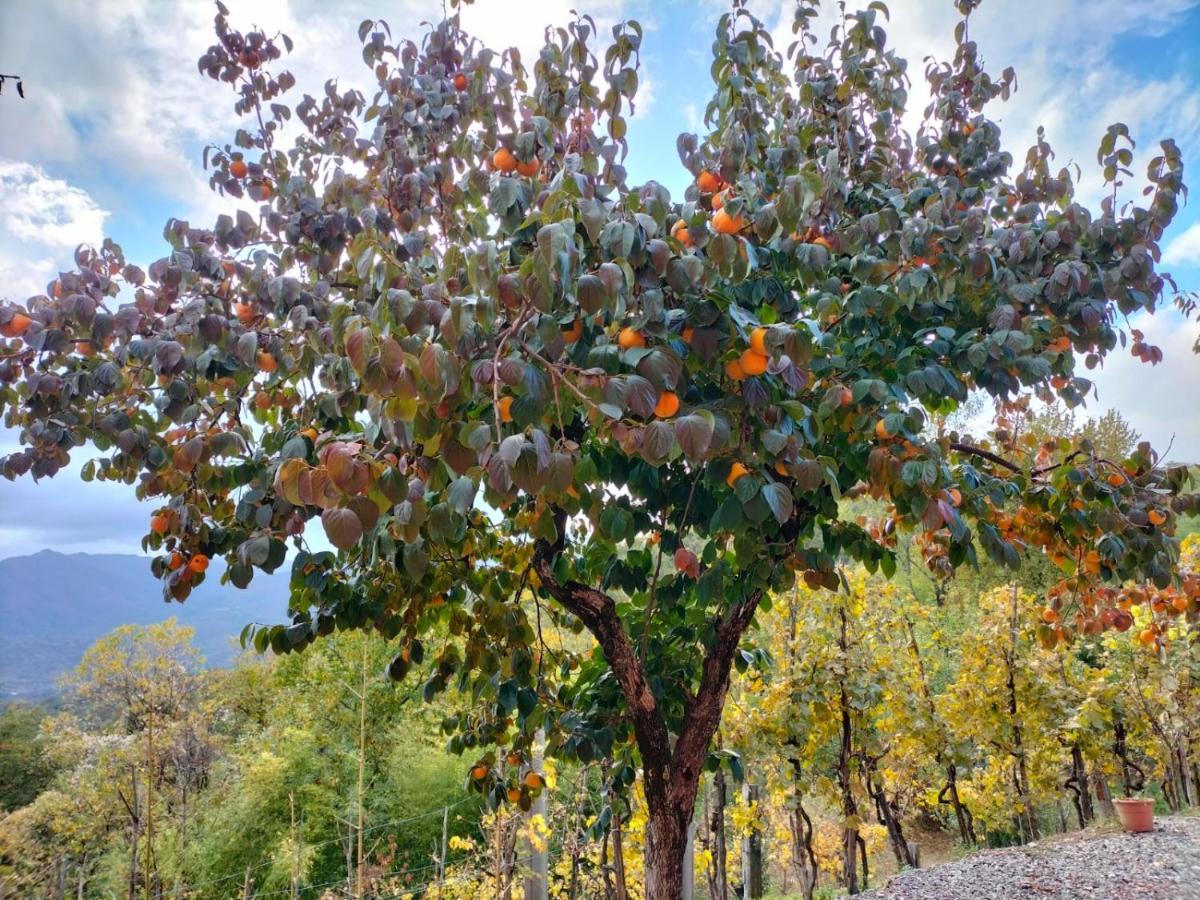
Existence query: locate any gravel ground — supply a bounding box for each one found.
[859,816,1200,899]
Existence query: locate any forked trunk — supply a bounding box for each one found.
[532,536,764,900]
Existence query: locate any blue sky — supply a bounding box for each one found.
[1,0,1199,559]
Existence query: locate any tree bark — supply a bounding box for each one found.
[1092,767,1116,819]
[534,514,763,900]
[837,607,861,895]
[865,761,916,869]
[611,793,629,900]
[1178,739,1196,807]
[786,763,818,900]
[938,765,977,845]
[1112,718,1145,797]
[126,771,140,900]
[710,770,728,900]
[741,782,763,898]
[1065,745,1093,829]
[1006,586,1038,841]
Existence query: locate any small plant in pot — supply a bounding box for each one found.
[1113,794,1155,833]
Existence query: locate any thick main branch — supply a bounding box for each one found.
[533,516,672,801]
[671,590,763,797]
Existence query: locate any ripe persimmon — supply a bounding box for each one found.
[671,218,693,247]
[188,554,210,573]
[711,208,745,235]
[168,552,185,571]
[711,189,727,211]
[506,787,522,803]
[0,313,31,338]
[1138,628,1157,646]
[522,772,543,789]
[150,513,170,535]
[1148,508,1167,526]
[233,302,255,324]
[725,358,746,381]
[516,158,540,177]
[1172,595,1189,613]
[470,764,490,780]
[492,147,518,173]
[563,318,583,344]
[654,391,680,418]
[696,170,722,193]
[617,327,646,350]
[230,159,248,179]
[812,235,833,250]
[681,326,694,344]
[1047,336,1072,353]
[726,462,750,488]
[257,351,277,373]
[453,72,468,91]
[749,326,768,355]
[498,396,514,423]
[739,349,769,376]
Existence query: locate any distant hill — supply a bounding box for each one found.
[0,550,291,699]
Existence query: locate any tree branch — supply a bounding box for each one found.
[948,441,1022,474]
[532,507,673,803]
[671,588,763,797]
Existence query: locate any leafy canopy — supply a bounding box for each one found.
[0,0,1196,793]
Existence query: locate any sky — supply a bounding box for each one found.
[1,0,1199,560]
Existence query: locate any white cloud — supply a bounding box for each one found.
[1087,310,1200,464]
[759,0,1200,211]
[0,160,108,246]
[0,160,108,300]
[1164,222,1200,268]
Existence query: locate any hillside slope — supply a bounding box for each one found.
[0,550,290,698]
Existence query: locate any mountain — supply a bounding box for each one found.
[0,550,292,699]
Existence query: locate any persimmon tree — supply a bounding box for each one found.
[0,1,1196,894]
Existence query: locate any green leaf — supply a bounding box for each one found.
[761,482,794,525]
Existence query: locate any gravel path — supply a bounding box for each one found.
[860,816,1200,899]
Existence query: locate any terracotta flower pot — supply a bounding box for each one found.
[1114,797,1155,833]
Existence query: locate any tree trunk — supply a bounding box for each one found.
[938,765,977,845]
[741,782,763,898]
[1065,745,1093,829]
[611,794,629,900]
[865,763,916,869]
[600,816,614,900]
[1112,717,1140,797]
[786,766,818,900]
[710,770,729,900]
[837,608,861,894]
[1179,739,1196,807]
[1006,586,1038,841]
[534,525,763,900]
[644,810,689,900]
[1092,768,1116,819]
[127,772,141,900]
